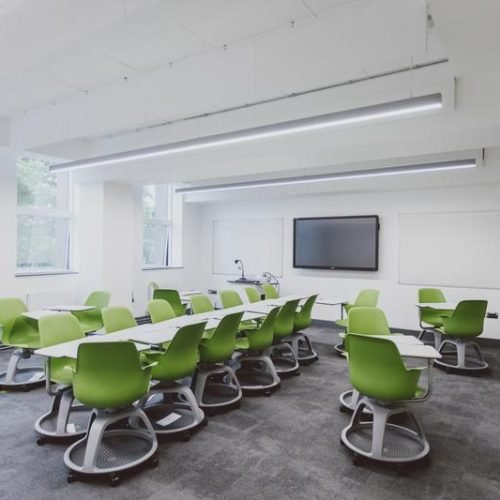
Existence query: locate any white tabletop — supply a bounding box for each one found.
[315,297,348,306]
[416,302,456,310]
[47,304,95,312]
[22,310,63,321]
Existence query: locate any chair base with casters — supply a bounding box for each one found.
[288,334,318,364]
[434,338,489,372]
[139,382,206,440]
[193,364,242,412]
[268,343,300,376]
[417,329,442,350]
[35,386,92,444]
[0,348,45,390]
[64,406,158,487]
[341,396,429,465]
[234,352,281,396]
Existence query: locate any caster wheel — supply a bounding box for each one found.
[234,401,242,409]
[22,385,31,393]
[149,456,159,468]
[67,473,76,484]
[314,356,319,361]
[339,405,350,414]
[202,418,208,427]
[181,433,191,442]
[353,456,363,467]
[110,474,121,487]
[264,391,272,397]
[339,438,345,447]
[36,437,47,446]
[294,370,301,376]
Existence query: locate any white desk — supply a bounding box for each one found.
[22,310,63,321]
[368,335,441,359]
[47,304,95,312]
[416,302,456,310]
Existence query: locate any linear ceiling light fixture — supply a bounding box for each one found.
[50,93,443,173]
[175,159,477,194]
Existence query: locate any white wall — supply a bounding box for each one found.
[195,182,500,337]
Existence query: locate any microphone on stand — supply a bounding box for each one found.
[234,259,245,280]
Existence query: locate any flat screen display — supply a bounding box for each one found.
[293,216,379,271]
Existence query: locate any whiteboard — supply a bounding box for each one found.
[212,218,283,276]
[399,211,500,289]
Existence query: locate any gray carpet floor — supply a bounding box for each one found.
[1,325,499,500]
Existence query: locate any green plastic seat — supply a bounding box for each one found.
[245,287,261,303]
[72,290,111,334]
[0,297,44,389]
[234,307,281,394]
[262,283,279,299]
[147,299,176,323]
[270,299,301,375]
[336,289,380,328]
[64,342,158,481]
[140,322,207,436]
[290,295,319,363]
[220,290,258,332]
[190,294,215,314]
[434,300,488,372]
[153,289,187,317]
[193,312,244,409]
[35,313,90,441]
[341,333,429,463]
[102,306,137,333]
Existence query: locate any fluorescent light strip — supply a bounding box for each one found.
[175,160,477,194]
[50,93,443,172]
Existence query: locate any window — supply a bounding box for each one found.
[16,156,73,274]
[142,185,171,268]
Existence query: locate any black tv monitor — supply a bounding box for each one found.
[293,216,379,271]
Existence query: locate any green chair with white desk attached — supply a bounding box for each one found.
[339,307,392,413]
[64,342,158,487]
[190,294,215,315]
[35,313,92,444]
[220,290,259,332]
[290,294,319,364]
[0,297,45,390]
[269,299,301,376]
[153,289,187,317]
[193,312,244,412]
[71,290,111,334]
[102,306,137,333]
[234,306,281,395]
[147,299,176,323]
[245,287,261,303]
[334,289,380,355]
[262,283,279,299]
[433,300,489,372]
[341,333,430,466]
[139,322,207,440]
[417,288,453,349]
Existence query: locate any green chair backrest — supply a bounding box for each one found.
[353,289,380,307]
[274,299,300,340]
[442,300,487,337]
[153,289,186,317]
[84,290,111,308]
[198,312,244,363]
[220,290,243,309]
[148,322,207,381]
[73,342,152,408]
[0,298,28,342]
[102,306,137,333]
[245,287,261,303]
[294,295,318,332]
[247,307,280,350]
[147,299,176,323]
[190,294,215,314]
[39,313,85,347]
[345,333,421,401]
[262,283,279,299]
[418,288,447,326]
[347,307,391,335]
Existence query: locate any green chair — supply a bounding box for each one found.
[269,299,301,376]
[102,306,137,333]
[417,288,453,349]
[220,289,258,332]
[334,289,380,354]
[72,290,111,334]
[245,287,261,303]
[147,299,176,323]
[290,294,319,364]
[339,307,392,412]
[64,342,158,486]
[193,312,244,411]
[139,322,207,439]
[262,283,279,299]
[234,307,281,395]
[0,297,45,389]
[35,313,91,443]
[190,294,215,314]
[433,300,488,372]
[341,333,430,464]
[153,289,187,317]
